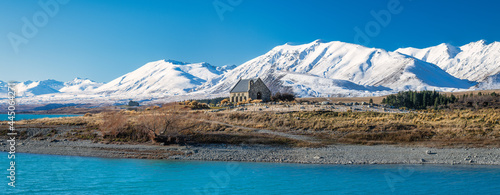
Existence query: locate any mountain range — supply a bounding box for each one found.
[396,40,500,82]
[0,78,103,97]
[2,40,499,104]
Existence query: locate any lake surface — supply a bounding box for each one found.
[0,114,82,121]
[1,152,499,194]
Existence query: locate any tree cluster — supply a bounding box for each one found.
[382,90,457,110]
[453,92,500,109]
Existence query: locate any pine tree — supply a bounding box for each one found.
[423,93,427,108]
[450,94,457,103]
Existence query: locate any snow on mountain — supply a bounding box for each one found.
[59,78,103,93]
[7,40,500,104]
[96,59,224,95]
[396,40,500,81]
[15,79,65,96]
[216,64,237,72]
[277,72,392,97]
[200,40,474,97]
[475,72,500,90]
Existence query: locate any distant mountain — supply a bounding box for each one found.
[95,60,225,95]
[59,78,103,93]
[396,40,500,81]
[15,79,64,96]
[200,40,474,97]
[0,78,102,97]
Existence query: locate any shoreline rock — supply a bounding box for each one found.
[2,140,500,165]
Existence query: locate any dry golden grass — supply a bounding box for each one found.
[3,104,499,147]
[200,109,500,147]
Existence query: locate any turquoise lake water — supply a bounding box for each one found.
[1,152,499,194]
[0,114,82,121]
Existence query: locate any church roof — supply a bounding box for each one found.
[230,79,258,93]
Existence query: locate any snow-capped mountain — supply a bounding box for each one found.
[396,40,500,81]
[475,72,500,90]
[59,78,103,93]
[200,40,474,97]
[0,78,102,97]
[15,79,65,96]
[96,60,225,95]
[6,40,500,104]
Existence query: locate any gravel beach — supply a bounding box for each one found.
[3,139,500,165]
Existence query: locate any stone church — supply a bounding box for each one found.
[230,78,271,103]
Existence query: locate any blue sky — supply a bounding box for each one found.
[1,0,499,82]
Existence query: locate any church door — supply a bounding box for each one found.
[257,92,262,99]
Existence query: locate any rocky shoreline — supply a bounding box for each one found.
[2,139,500,165]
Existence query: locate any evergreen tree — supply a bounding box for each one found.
[382,90,457,110]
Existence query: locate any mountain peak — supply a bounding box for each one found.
[164,59,188,65]
[200,62,213,67]
[72,77,93,81]
[313,39,325,44]
[476,39,487,44]
[463,40,488,47]
[435,43,461,58]
[438,42,455,48]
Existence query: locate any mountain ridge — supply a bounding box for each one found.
[5,40,499,104]
[396,40,500,81]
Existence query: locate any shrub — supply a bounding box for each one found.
[271,92,295,102]
[250,99,263,103]
[189,100,199,106]
[100,112,128,137]
[220,98,230,105]
[137,111,194,144]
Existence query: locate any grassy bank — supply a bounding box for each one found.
[202,109,499,147]
[2,102,499,148]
